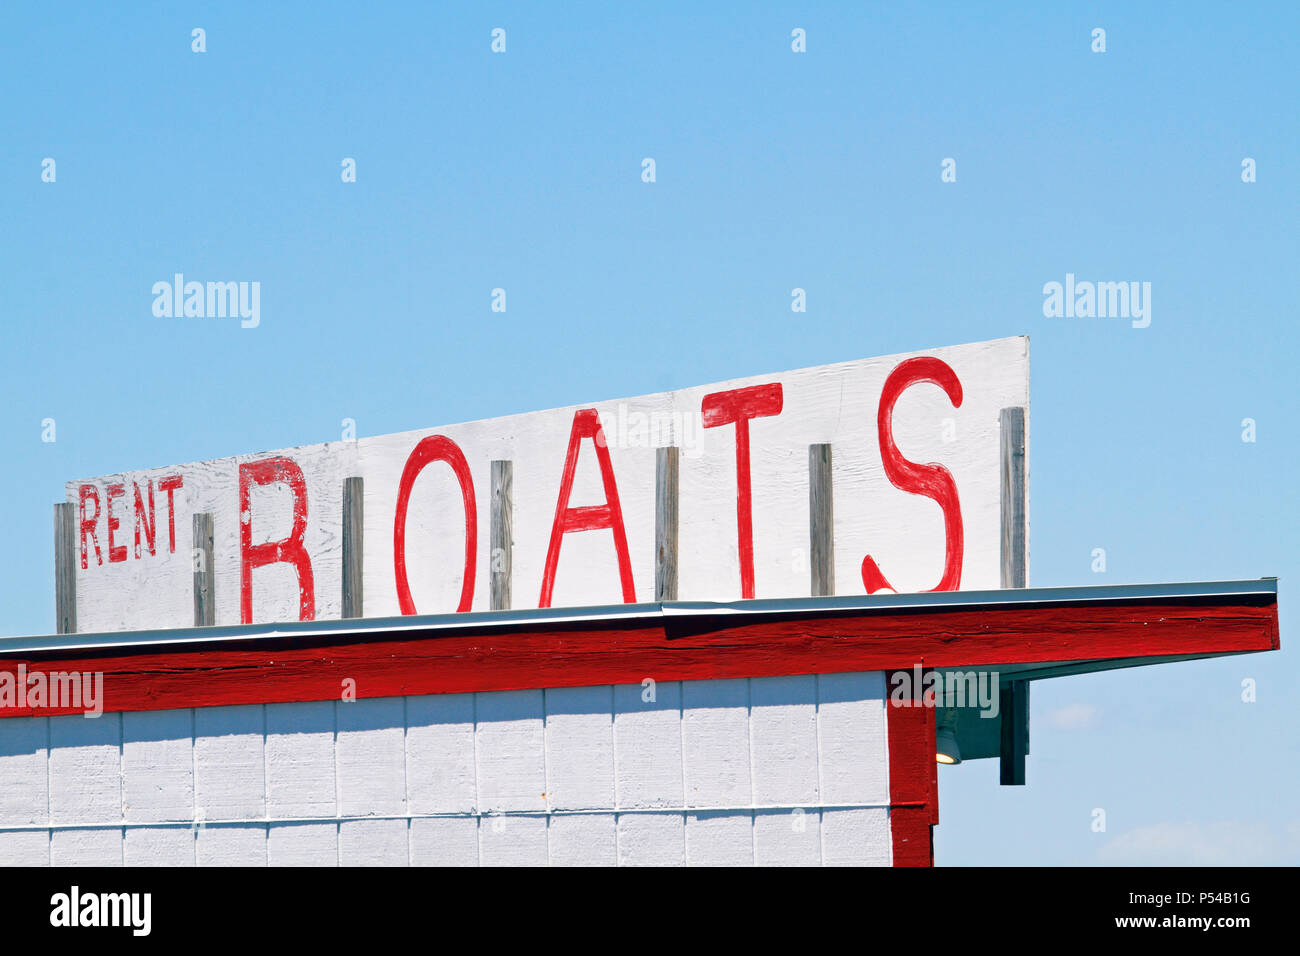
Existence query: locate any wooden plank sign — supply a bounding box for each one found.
[65,336,1028,633]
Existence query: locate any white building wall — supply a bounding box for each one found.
[0,671,893,866]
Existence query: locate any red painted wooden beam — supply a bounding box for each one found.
[885,669,940,866]
[0,582,1279,718]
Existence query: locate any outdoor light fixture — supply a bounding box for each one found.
[936,725,962,765]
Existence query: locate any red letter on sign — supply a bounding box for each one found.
[133,480,156,559]
[393,435,477,615]
[78,484,102,569]
[701,382,784,599]
[106,483,128,563]
[239,458,315,623]
[539,409,635,607]
[861,357,964,594]
[158,475,183,553]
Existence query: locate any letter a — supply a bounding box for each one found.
[539,410,636,607]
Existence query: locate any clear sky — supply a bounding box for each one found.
[2,2,1296,865]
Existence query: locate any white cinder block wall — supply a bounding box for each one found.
[0,671,894,866]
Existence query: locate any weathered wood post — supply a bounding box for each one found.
[53,502,77,635]
[192,512,215,627]
[490,460,513,611]
[999,405,1029,785]
[999,406,1027,590]
[342,477,364,618]
[809,443,834,597]
[655,447,679,601]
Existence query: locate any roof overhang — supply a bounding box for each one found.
[0,578,1279,720]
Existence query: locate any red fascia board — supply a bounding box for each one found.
[0,586,1278,719]
[885,675,939,865]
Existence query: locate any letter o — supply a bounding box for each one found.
[393,436,477,614]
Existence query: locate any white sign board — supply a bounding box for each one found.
[67,336,1028,633]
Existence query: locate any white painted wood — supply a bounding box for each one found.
[340,819,408,865]
[405,694,476,814]
[474,690,545,813]
[0,716,48,828]
[613,680,683,809]
[685,811,753,865]
[67,338,1028,632]
[479,814,548,866]
[0,829,49,866]
[547,814,616,866]
[749,675,820,805]
[26,671,897,866]
[197,824,266,866]
[265,700,336,820]
[48,713,121,824]
[544,686,614,811]
[753,808,822,866]
[681,678,751,808]
[125,827,193,866]
[616,813,685,866]
[268,822,337,866]
[821,808,892,866]
[122,709,193,823]
[336,698,406,817]
[409,817,477,866]
[51,828,121,865]
[194,704,264,821]
[816,672,889,807]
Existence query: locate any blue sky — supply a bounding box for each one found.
[2,2,1296,864]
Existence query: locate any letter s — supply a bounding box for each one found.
[862,357,964,593]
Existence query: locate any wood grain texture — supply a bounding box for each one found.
[197,825,265,866]
[808,443,834,597]
[682,678,750,808]
[999,406,1027,589]
[66,337,1029,631]
[192,512,215,627]
[817,673,889,809]
[885,668,938,866]
[53,503,77,635]
[195,704,264,820]
[122,709,193,823]
[342,477,364,619]
[409,818,476,867]
[548,814,616,866]
[48,714,119,823]
[0,596,1275,719]
[51,829,120,866]
[490,461,512,611]
[268,822,336,866]
[0,672,902,867]
[655,447,679,602]
[545,685,614,811]
[340,819,407,866]
[125,828,193,866]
